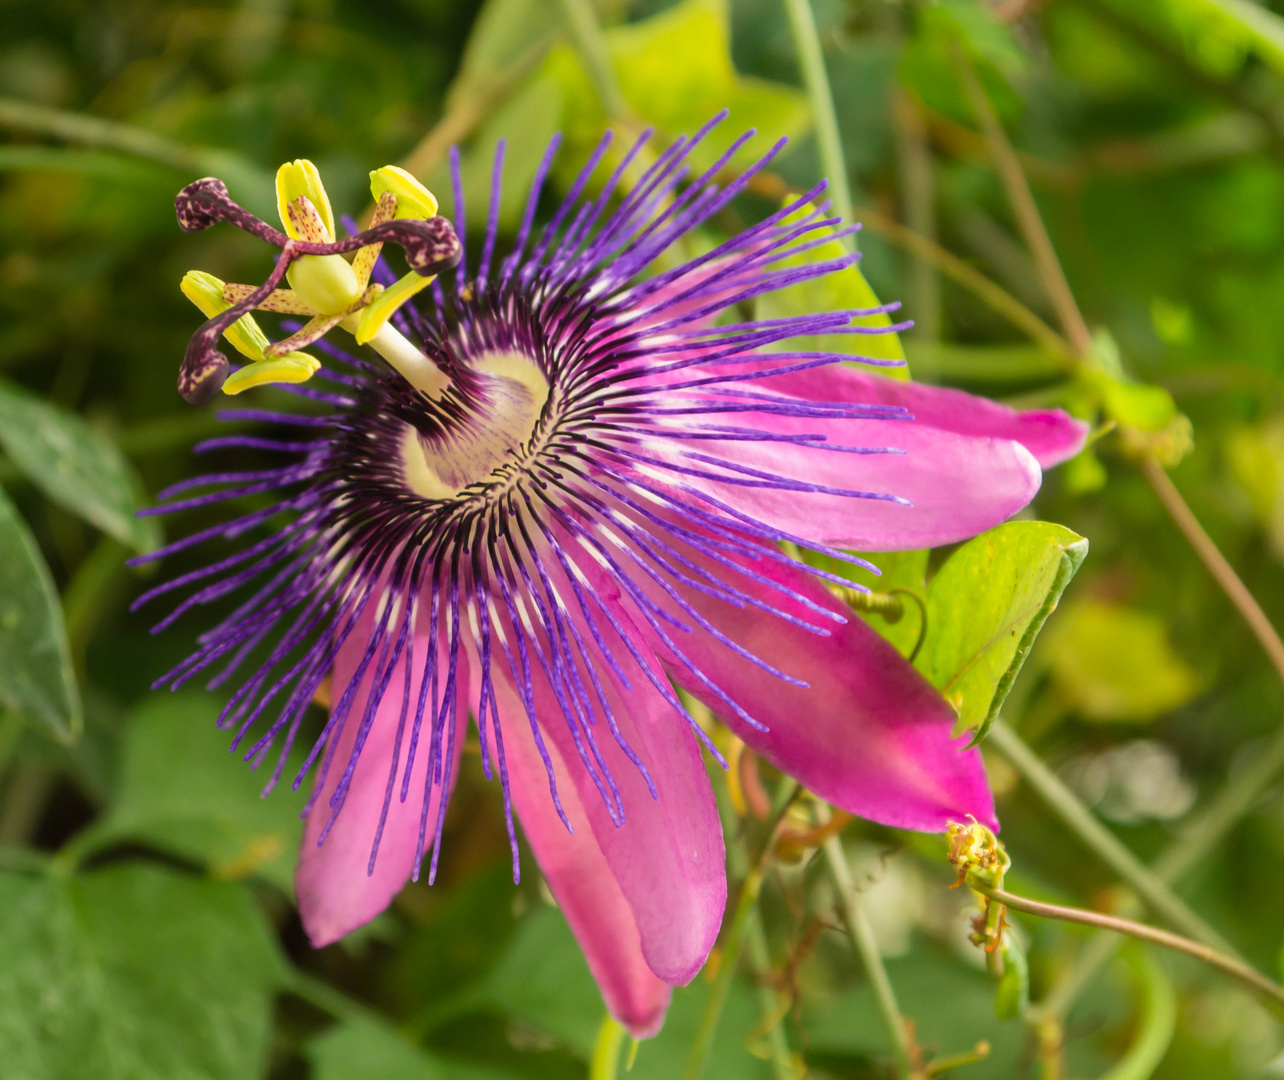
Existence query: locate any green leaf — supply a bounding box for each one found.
[0,863,285,1080]
[482,905,603,1057]
[1043,601,1202,722]
[473,905,771,1078]
[445,0,625,112]
[0,485,80,741]
[756,206,909,378]
[898,0,1026,126]
[915,521,1089,743]
[543,0,810,176]
[0,379,160,554]
[1226,419,1284,557]
[308,1015,520,1080]
[423,72,564,234]
[1097,375,1178,431]
[83,692,306,891]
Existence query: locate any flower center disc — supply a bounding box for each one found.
[399,349,551,500]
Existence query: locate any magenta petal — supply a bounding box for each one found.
[296,622,469,948]
[604,549,995,832]
[649,410,1042,551]
[484,602,725,986]
[761,365,1090,468]
[488,665,672,1038]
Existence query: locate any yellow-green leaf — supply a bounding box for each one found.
[915,521,1088,743]
[1044,600,1202,722]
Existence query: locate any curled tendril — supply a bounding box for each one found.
[173,178,463,404]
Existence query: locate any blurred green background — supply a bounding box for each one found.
[3,0,1284,1077]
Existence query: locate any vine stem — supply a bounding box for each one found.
[967,879,1284,1016]
[1142,457,1284,684]
[822,830,915,1078]
[950,43,1093,356]
[985,721,1236,956]
[781,0,854,229]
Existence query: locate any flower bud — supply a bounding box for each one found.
[946,818,1009,889]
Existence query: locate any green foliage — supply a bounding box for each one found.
[0,485,80,741]
[0,863,285,1080]
[1044,601,1203,723]
[0,379,159,554]
[480,905,603,1057]
[914,521,1088,743]
[308,1015,518,1080]
[82,692,306,891]
[4,0,1284,1076]
[542,0,810,176]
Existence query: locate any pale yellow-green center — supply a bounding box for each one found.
[399,351,551,500]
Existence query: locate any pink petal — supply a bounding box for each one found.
[481,602,726,986]
[760,365,1089,469]
[644,407,1042,551]
[595,545,995,832]
[487,663,672,1038]
[296,614,470,948]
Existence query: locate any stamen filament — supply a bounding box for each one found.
[336,315,451,397]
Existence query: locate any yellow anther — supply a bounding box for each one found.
[369,165,439,220]
[180,270,269,360]
[276,159,335,241]
[354,270,434,344]
[222,353,321,396]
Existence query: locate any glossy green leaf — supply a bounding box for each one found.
[83,692,306,891]
[756,207,909,377]
[0,863,285,1080]
[1044,601,1202,722]
[1099,0,1284,80]
[0,379,160,554]
[915,521,1088,743]
[0,485,80,741]
[608,0,808,171]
